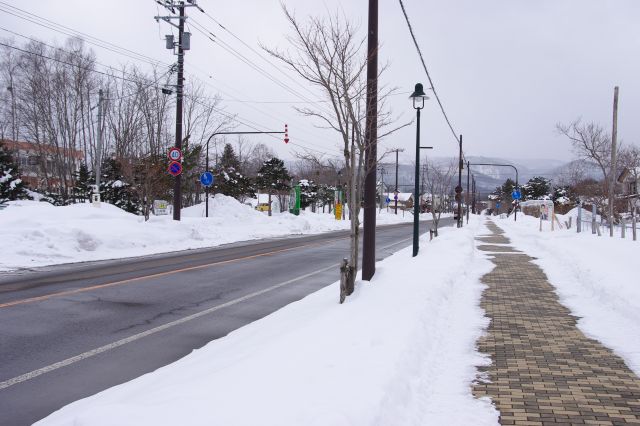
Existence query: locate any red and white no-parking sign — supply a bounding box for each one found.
[168,147,182,162]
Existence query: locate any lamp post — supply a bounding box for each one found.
[410,83,431,257]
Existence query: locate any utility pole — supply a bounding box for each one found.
[472,176,476,214]
[466,160,470,224]
[362,0,378,282]
[156,0,202,221]
[456,135,463,228]
[93,88,103,207]
[609,86,619,237]
[392,148,404,215]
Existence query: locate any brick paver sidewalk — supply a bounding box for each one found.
[473,220,640,425]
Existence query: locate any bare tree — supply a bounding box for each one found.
[424,158,455,236]
[264,6,407,296]
[557,119,612,182]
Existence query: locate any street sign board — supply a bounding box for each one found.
[200,171,214,187]
[496,202,501,209]
[512,190,521,200]
[168,147,182,162]
[168,161,183,176]
[385,197,391,204]
[153,199,170,215]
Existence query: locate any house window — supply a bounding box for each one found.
[631,181,638,195]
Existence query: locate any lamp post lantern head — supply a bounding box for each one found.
[409,83,428,110]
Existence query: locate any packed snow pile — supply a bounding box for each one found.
[0,196,439,271]
[37,216,498,426]
[495,213,640,376]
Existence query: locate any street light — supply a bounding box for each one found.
[410,83,430,257]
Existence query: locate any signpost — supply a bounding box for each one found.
[512,189,521,200]
[200,171,214,187]
[168,161,182,177]
[168,147,182,162]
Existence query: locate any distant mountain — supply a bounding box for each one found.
[379,155,577,195]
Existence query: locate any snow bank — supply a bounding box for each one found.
[36,216,498,426]
[495,213,640,376]
[0,197,441,271]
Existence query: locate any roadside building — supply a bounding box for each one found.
[1,139,84,191]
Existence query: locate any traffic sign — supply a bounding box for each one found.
[385,197,391,204]
[394,191,399,201]
[168,147,182,162]
[200,171,214,187]
[496,202,501,209]
[512,190,521,200]
[168,161,182,176]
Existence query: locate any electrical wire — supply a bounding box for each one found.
[0,2,170,69]
[0,27,174,97]
[397,0,460,146]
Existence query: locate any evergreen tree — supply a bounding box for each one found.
[213,167,254,202]
[298,179,318,209]
[219,143,240,170]
[71,163,94,203]
[255,157,292,215]
[522,176,551,200]
[0,141,28,204]
[100,157,141,214]
[316,184,336,212]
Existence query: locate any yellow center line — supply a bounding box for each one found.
[0,238,344,310]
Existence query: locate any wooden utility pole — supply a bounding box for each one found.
[362,0,378,281]
[609,86,619,237]
[466,161,470,224]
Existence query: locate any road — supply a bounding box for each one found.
[0,218,451,425]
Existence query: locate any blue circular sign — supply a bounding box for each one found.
[512,190,521,200]
[200,171,214,187]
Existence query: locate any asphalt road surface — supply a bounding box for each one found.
[0,218,452,425]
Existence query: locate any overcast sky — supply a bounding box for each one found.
[2,0,639,168]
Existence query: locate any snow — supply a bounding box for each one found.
[494,213,640,376]
[36,216,498,426]
[0,195,441,271]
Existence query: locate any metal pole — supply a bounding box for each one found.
[94,88,103,207]
[592,203,597,234]
[466,161,470,224]
[205,137,209,218]
[362,0,378,281]
[457,135,463,228]
[633,206,637,241]
[413,108,421,257]
[514,169,518,222]
[609,86,619,237]
[172,2,185,221]
[395,149,400,215]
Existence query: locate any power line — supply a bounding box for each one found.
[188,18,336,119]
[397,0,460,145]
[0,27,173,96]
[0,2,169,69]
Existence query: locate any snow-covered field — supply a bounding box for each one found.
[36,216,498,426]
[495,211,640,376]
[0,196,433,271]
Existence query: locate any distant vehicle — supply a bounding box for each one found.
[255,204,270,212]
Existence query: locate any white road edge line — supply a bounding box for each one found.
[0,263,339,391]
[0,235,416,391]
